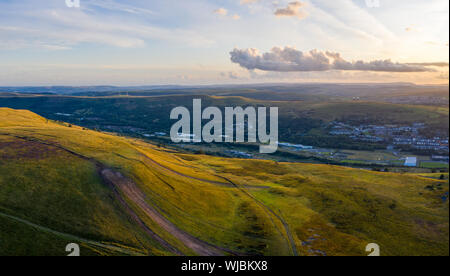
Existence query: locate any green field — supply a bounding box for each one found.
[420,162,450,169]
[0,108,448,256]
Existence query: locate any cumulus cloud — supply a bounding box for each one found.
[230,47,438,73]
[214,8,228,16]
[407,62,449,67]
[274,1,307,19]
[213,8,240,20]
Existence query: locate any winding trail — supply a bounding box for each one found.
[0,133,227,256]
[133,146,270,189]
[98,169,183,255]
[1,133,296,255]
[219,176,299,256]
[0,212,145,256]
[100,168,224,256]
[130,143,298,255]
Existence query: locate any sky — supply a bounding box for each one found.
[0,0,448,86]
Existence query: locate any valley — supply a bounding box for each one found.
[1,88,447,170]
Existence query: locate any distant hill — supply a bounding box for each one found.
[0,108,448,256]
[1,83,448,107]
[0,85,186,95]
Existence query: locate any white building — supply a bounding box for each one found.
[404,157,417,167]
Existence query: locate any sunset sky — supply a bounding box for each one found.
[0,0,448,85]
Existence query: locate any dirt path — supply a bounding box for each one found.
[0,134,210,255]
[219,176,299,256]
[128,147,300,255]
[112,142,296,255]
[100,168,224,256]
[0,212,145,256]
[133,146,270,189]
[1,133,270,255]
[99,169,183,255]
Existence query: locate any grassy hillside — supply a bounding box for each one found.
[0,108,448,256]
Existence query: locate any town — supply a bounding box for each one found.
[329,121,449,154]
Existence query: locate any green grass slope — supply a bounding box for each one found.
[0,108,448,256]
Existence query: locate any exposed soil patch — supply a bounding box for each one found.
[98,167,183,255]
[0,139,61,160]
[414,219,448,241]
[100,168,224,256]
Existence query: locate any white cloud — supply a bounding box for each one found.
[83,0,155,15]
[213,7,240,20]
[230,47,438,72]
[214,8,228,16]
[274,1,307,19]
[0,0,447,85]
[407,62,449,67]
[232,14,241,20]
[0,4,214,50]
